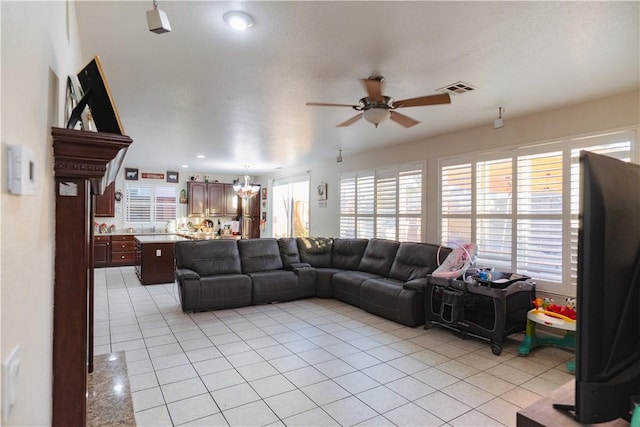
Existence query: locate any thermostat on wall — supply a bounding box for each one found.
[8,145,36,196]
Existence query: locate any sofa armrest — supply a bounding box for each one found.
[285,262,312,271]
[175,268,201,281]
[403,277,429,291]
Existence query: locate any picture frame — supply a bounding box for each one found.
[316,182,327,201]
[167,171,179,183]
[125,168,138,181]
[261,187,267,200]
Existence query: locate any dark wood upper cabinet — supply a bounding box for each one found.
[187,182,206,216]
[207,183,225,216]
[94,181,115,217]
[225,184,240,217]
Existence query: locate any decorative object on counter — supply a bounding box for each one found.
[125,168,138,180]
[108,224,116,233]
[166,220,177,233]
[141,172,164,179]
[179,189,187,203]
[166,171,179,183]
[233,166,260,199]
[99,223,108,233]
[114,189,123,202]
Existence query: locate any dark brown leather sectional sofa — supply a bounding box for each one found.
[174,237,450,327]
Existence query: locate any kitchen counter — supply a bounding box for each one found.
[134,235,187,285]
[134,235,189,243]
[177,232,240,240]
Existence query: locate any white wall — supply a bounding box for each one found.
[260,90,640,241]
[1,1,83,424]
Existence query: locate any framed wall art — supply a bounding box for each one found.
[316,182,327,201]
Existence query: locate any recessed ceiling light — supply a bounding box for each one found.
[181,164,189,168]
[223,11,254,31]
[196,154,205,159]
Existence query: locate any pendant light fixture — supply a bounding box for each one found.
[233,167,260,199]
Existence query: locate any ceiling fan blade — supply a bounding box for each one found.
[394,93,451,108]
[390,111,420,128]
[337,113,363,127]
[362,78,384,102]
[306,102,358,108]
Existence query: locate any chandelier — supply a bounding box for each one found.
[233,174,260,199]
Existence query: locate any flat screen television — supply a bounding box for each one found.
[66,55,127,193]
[570,151,640,422]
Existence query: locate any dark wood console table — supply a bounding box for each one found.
[52,127,132,427]
[517,379,629,427]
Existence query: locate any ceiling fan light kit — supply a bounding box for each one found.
[307,76,451,128]
[223,11,254,31]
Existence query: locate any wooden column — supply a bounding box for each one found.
[51,127,132,427]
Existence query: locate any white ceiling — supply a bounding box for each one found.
[74,1,639,175]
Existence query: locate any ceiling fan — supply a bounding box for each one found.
[306,76,451,128]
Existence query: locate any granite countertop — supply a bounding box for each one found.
[134,234,190,243]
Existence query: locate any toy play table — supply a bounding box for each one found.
[518,309,576,372]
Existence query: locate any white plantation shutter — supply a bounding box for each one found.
[441,163,472,246]
[569,139,632,284]
[440,129,636,295]
[126,183,177,224]
[398,167,422,242]
[339,163,424,241]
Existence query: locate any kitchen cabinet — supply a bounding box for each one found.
[94,181,115,217]
[135,235,188,285]
[94,235,110,267]
[110,235,136,265]
[225,184,240,216]
[187,181,241,217]
[93,234,136,267]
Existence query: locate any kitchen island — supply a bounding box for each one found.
[135,235,190,285]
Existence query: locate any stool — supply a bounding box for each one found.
[518,309,576,373]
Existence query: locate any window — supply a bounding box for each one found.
[125,183,177,225]
[271,175,309,238]
[340,162,423,242]
[440,130,635,295]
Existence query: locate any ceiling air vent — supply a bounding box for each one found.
[437,81,477,95]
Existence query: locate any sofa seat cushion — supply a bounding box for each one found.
[248,270,303,304]
[360,278,425,327]
[197,274,252,311]
[314,268,345,298]
[332,270,381,307]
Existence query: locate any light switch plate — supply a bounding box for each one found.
[7,145,36,196]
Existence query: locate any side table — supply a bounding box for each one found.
[518,309,576,372]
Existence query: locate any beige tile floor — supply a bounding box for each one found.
[94,267,575,427]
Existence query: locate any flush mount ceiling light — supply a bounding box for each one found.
[223,11,254,31]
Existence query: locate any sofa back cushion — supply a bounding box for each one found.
[358,238,400,277]
[175,240,242,276]
[238,238,283,273]
[389,242,445,281]
[331,238,369,270]
[297,237,333,267]
[278,238,301,268]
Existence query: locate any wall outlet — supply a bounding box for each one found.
[2,346,20,422]
[156,249,161,256]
